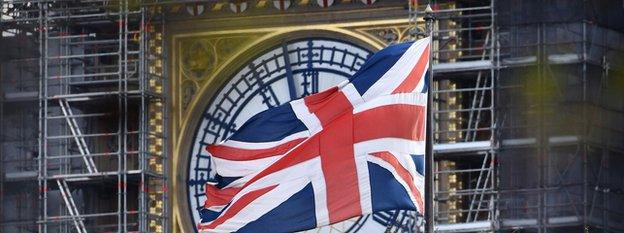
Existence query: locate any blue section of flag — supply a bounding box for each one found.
[238,183,317,233]
[349,41,413,95]
[212,174,243,189]
[368,162,417,212]
[420,71,430,94]
[228,103,307,142]
[199,208,223,223]
[411,154,425,176]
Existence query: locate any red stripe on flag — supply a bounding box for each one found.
[306,88,362,223]
[370,151,425,212]
[392,45,430,94]
[200,185,278,230]
[207,137,319,227]
[244,135,320,186]
[354,104,426,142]
[204,185,242,208]
[320,112,361,223]
[206,138,305,161]
[304,88,352,126]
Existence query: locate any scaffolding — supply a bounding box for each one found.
[409,1,624,232]
[495,0,624,232]
[35,0,169,231]
[0,57,40,232]
[409,0,498,232]
[1,1,41,231]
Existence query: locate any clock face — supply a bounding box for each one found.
[186,38,420,232]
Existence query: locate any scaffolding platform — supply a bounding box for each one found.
[3,91,38,102]
[434,220,493,232]
[433,60,494,73]
[434,141,493,154]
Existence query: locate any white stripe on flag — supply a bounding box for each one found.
[291,99,322,135]
[414,59,429,93]
[341,83,364,107]
[354,153,373,214]
[220,131,309,149]
[354,138,425,156]
[385,151,423,188]
[211,156,281,178]
[353,92,427,114]
[362,38,430,101]
[310,163,330,227]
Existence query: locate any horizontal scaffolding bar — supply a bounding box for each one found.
[436,167,493,174]
[433,86,493,94]
[47,33,96,40]
[416,5,491,14]
[435,221,493,232]
[46,132,117,140]
[48,52,119,59]
[46,113,109,119]
[48,72,120,79]
[40,212,120,223]
[45,170,145,180]
[435,107,492,114]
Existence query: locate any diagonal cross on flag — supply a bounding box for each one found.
[197,37,431,232]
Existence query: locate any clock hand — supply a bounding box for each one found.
[282,42,298,100]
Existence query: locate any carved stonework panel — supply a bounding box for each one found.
[180,80,198,111]
[180,40,215,80]
[355,24,424,45]
[176,34,264,115]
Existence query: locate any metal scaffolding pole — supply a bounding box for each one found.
[424,5,434,233]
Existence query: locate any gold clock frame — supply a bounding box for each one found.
[168,16,413,233]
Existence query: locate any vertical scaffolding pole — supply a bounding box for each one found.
[0,62,3,233]
[490,0,497,224]
[37,1,44,232]
[117,0,124,231]
[122,1,130,231]
[40,1,50,232]
[424,4,435,233]
[139,5,147,233]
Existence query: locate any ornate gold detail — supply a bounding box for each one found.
[355,24,424,45]
[180,80,198,111]
[180,40,215,79]
[177,34,264,113]
[169,19,412,233]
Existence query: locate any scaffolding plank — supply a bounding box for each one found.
[4,171,38,181]
[548,53,582,64]
[434,221,493,232]
[501,56,537,66]
[3,91,38,102]
[501,135,580,147]
[432,60,493,73]
[434,141,492,153]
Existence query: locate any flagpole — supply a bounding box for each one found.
[424,4,435,233]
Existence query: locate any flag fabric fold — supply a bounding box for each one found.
[197,37,431,232]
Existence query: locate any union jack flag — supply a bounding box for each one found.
[198,37,431,232]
